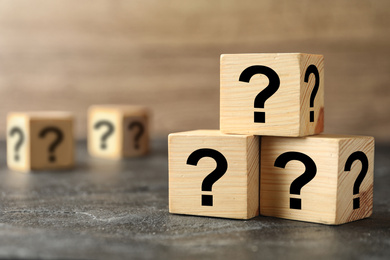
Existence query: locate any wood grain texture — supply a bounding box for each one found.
[0,0,389,140]
[300,54,325,135]
[260,134,374,225]
[220,53,324,136]
[337,136,374,224]
[168,130,259,219]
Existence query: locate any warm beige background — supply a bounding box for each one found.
[0,0,389,141]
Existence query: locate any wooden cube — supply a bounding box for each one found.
[7,112,75,172]
[260,134,374,225]
[220,53,324,137]
[88,105,150,159]
[169,130,259,219]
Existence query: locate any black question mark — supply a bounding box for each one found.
[344,151,369,210]
[304,64,320,122]
[39,127,64,162]
[274,151,317,210]
[129,121,144,149]
[9,127,25,161]
[187,148,228,206]
[94,120,115,149]
[239,65,280,123]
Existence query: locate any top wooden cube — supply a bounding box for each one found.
[220,53,324,137]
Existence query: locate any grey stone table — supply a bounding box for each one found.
[0,140,389,260]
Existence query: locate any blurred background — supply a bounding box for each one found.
[0,0,388,141]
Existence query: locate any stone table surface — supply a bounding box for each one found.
[0,140,389,260]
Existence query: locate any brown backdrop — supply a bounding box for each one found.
[0,0,389,141]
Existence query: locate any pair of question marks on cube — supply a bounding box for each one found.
[9,126,63,162]
[186,148,368,210]
[94,120,144,150]
[239,64,319,123]
[275,151,369,210]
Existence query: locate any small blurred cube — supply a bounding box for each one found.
[7,111,75,172]
[88,105,150,159]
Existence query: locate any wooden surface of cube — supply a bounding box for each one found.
[260,134,374,225]
[169,130,259,219]
[123,115,149,157]
[88,105,150,159]
[220,53,324,137]
[7,113,30,172]
[7,112,74,172]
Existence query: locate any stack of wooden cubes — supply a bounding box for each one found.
[168,53,374,225]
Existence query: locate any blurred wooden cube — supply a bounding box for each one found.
[169,130,259,219]
[88,105,150,159]
[260,134,374,225]
[7,112,74,172]
[220,53,324,137]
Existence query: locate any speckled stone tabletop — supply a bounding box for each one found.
[0,140,389,260]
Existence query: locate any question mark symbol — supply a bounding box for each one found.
[39,127,64,162]
[94,120,115,149]
[129,121,144,149]
[239,65,280,123]
[186,148,228,206]
[344,151,369,210]
[9,127,25,161]
[274,151,317,210]
[304,64,320,122]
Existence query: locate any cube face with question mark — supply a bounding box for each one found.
[7,112,75,172]
[168,130,259,219]
[260,134,374,225]
[88,105,150,159]
[220,53,324,137]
